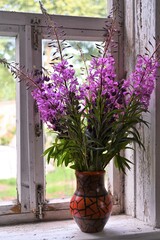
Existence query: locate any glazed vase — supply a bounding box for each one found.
[70,170,113,233]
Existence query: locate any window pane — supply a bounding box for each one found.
[44,125,76,199]
[42,39,101,200]
[0,0,108,17]
[0,37,16,202]
[42,39,100,82]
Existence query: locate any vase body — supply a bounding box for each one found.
[70,170,113,233]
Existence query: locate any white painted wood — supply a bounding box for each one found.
[16,26,31,212]
[107,163,124,214]
[0,25,19,36]
[124,147,135,217]
[0,11,108,29]
[25,24,45,212]
[107,0,124,215]
[0,215,160,239]
[0,11,108,41]
[41,27,107,41]
[123,0,136,217]
[134,0,157,226]
[154,0,160,228]
[124,0,160,228]
[0,201,21,215]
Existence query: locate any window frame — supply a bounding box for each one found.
[0,4,124,224]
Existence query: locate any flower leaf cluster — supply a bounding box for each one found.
[0,4,159,173]
[32,48,158,172]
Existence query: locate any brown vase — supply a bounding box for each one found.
[70,170,113,233]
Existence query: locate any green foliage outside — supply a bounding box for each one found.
[0,125,16,145]
[0,167,75,201]
[0,0,107,17]
[0,67,16,101]
[46,166,75,198]
[0,37,15,101]
[0,178,16,201]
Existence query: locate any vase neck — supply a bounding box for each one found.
[75,171,107,197]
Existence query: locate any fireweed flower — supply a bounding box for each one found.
[86,57,113,99]
[128,55,158,109]
[32,54,158,132]
[85,56,116,100]
[83,55,129,111]
[32,60,84,130]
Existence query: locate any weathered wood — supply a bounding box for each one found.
[155,0,160,228]
[107,163,124,215]
[0,11,108,41]
[134,0,156,226]
[106,0,125,215]
[1,215,160,239]
[123,0,136,217]
[124,0,160,227]
[16,26,31,212]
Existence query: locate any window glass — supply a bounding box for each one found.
[0,37,17,202]
[42,39,103,199]
[0,0,108,17]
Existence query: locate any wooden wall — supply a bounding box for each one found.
[124,0,160,227]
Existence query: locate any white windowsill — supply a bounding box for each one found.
[0,215,160,240]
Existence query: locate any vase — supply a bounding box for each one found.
[70,170,113,233]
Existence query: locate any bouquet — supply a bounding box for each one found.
[0,4,159,173]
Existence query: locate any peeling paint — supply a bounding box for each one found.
[144,200,149,218]
[44,205,55,211]
[10,204,21,213]
[139,0,142,28]
[21,183,29,188]
[124,0,157,225]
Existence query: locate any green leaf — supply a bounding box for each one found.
[114,154,133,174]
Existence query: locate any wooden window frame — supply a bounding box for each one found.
[0,1,124,225]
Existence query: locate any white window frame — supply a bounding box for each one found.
[0,1,124,225]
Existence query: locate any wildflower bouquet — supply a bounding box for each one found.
[0,5,159,173]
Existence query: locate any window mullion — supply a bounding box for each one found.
[16,26,31,212]
[16,23,44,215]
[25,24,45,213]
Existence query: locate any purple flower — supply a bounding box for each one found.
[128,55,158,109]
[32,60,84,130]
[83,56,116,100]
[31,53,158,132]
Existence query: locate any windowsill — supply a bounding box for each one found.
[0,215,160,240]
